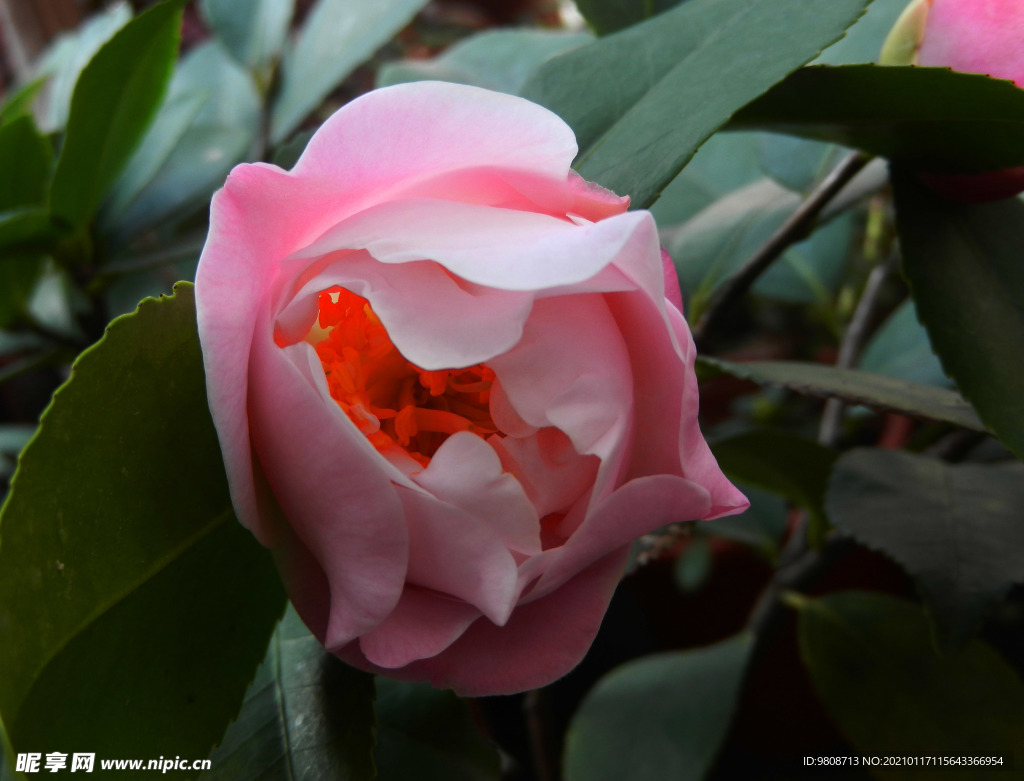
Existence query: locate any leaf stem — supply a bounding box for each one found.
[692,151,871,349]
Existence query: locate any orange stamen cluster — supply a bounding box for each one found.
[313,287,500,467]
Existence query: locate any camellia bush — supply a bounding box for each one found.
[1,0,1023,778]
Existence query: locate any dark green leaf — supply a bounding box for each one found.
[731,65,1024,173]
[564,633,753,781]
[674,536,712,593]
[200,0,295,69]
[102,41,259,244]
[699,357,986,432]
[0,209,61,256]
[756,134,845,194]
[270,0,430,144]
[797,591,1024,770]
[0,79,46,128]
[521,0,870,207]
[711,430,836,535]
[0,284,287,760]
[702,485,788,557]
[0,116,52,211]
[273,130,315,170]
[50,0,186,228]
[31,4,132,132]
[573,0,687,35]
[827,449,1024,651]
[377,29,592,96]
[202,606,376,781]
[0,257,45,330]
[375,679,501,781]
[858,298,952,388]
[892,170,1024,460]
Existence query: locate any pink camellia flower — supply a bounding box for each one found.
[882,0,1024,201]
[195,81,747,696]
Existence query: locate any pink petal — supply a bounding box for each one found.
[919,0,1024,87]
[396,484,519,625]
[249,328,409,649]
[358,587,481,669]
[289,198,653,293]
[566,170,630,221]
[413,432,541,555]
[335,549,629,696]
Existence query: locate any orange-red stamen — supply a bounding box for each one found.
[312,287,502,466]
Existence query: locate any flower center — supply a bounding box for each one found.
[312,287,501,467]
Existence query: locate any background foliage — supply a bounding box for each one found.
[1,0,1022,778]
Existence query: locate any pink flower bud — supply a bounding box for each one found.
[882,0,1024,201]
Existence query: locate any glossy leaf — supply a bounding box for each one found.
[731,66,1024,173]
[798,592,1024,770]
[0,284,287,760]
[103,41,259,245]
[892,171,1024,460]
[827,449,1024,651]
[564,633,753,781]
[200,0,295,69]
[711,430,836,534]
[699,357,986,432]
[521,0,870,207]
[756,134,845,194]
[202,606,376,781]
[0,79,45,128]
[30,4,132,132]
[0,116,52,211]
[374,679,502,781]
[50,0,185,228]
[271,0,429,144]
[814,0,909,65]
[858,299,952,388]
[377,29,592,96]
[574,0,687,35]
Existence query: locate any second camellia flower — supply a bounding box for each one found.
[195,81,747,696]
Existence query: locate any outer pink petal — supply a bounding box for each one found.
[413,432,541,555]
[532,474,711,598]
[335,549,629,696]
[357,588,481,669]
[249,332,409,649]
[661,247,684,313]
[289,198,653,293]
[566,170,630,221]
[919,0,1024,86]
[395,485,519,625]
[292,81,579,203]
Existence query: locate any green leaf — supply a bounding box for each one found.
[49,0,186,228]
[815,0,909,65]
[0,257,45,330]
[0,79,46,129]
[374,678,502,781]
[664,177,855,310]
[699,357,986,433]
[731,65,1024,174]
[270,0,430,145]
[102,41,260,244]
[797,591,1024,770]
[827,449,1024,652]
[0,425,34,483]
[756,134,845,194]
[858,299,952,388]
[711,430,836,537]
[30,4,132,133]
[892,171,1024,460]
[702,485,788,557]
[0,209,61,256]
[564,633,753,781]
[0,116,52,211]
[573,0,688,35]
[674,536,712,593]
[377,29,593,96]
[521,0,870,207]
[0,284,287,760]
[200,0,295,69]
[202,606,376,781]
